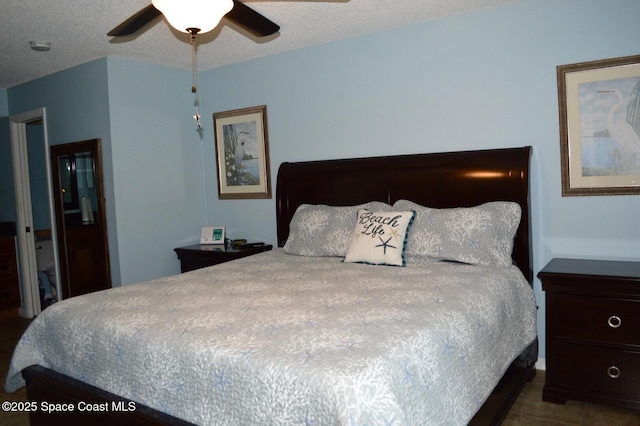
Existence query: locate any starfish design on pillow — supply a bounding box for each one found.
[389,228,402,239]
[376,236,396,254]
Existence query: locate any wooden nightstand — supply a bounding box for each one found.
[174,244,273,273]
[538,258,640,411]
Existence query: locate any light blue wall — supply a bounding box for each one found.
[0,89,7,117]
[198,0,640,362]
[4,57,208,287]
[26,124,50,231]
[6,58,120,284]
[0,118,14,221]
[105,57,206,285]
[1,91,11,218]
[8,59,112,144]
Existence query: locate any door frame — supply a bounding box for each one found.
[9,108,61,317]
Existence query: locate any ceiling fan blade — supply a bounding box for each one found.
[225,0,280,37]
[108,4,162,37]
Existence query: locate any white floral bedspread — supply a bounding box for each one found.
[6,249,536,425]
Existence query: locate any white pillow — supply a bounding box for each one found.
[344,210,415,266]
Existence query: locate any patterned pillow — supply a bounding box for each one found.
[392,200,521,267]
[283,202,392,257]
[344,210,415,266]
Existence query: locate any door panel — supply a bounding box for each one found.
[64,225,109,296]
[50,139,111,299]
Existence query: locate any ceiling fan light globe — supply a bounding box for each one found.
[152,0,233,34]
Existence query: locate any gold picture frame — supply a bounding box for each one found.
[213,105,272,199]
[557,54,640,196]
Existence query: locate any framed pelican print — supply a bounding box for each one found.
[557,54,640,196]
[213,105,271,199]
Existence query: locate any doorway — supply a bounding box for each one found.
[9,108,59,318]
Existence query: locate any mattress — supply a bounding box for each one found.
[6,249,537,425]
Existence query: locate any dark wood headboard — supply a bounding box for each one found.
[276,146,533,283]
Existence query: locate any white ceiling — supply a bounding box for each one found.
[0,0,518,89]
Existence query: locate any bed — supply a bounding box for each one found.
[6,146,537,425]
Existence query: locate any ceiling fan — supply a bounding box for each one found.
[108,0,280,38]
[109,0,284,128]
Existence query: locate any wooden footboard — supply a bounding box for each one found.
[24,356,536,425]
[23,365,193,425]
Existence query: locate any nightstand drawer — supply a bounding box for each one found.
[556,342,640,397]
[557,295,640,345]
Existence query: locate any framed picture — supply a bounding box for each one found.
[557,54,640,196]
[213,105,271,199]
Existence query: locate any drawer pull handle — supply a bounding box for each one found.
[607,315,622,328]
[607,366,621,379]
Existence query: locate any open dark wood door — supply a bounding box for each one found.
[50,139,111,299]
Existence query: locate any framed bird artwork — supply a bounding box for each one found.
[214,105,271,199]
[557,54,640,196]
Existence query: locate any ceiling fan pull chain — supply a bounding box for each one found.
[189,29,202,128]
[190,31,198,94]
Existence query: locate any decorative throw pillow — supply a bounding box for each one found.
[344,210,415,266]
[392,199,521,267]
[283,202,392,257]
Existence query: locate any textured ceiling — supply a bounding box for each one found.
[0,0,518,89]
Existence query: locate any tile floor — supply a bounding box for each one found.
[0,310,638,425]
